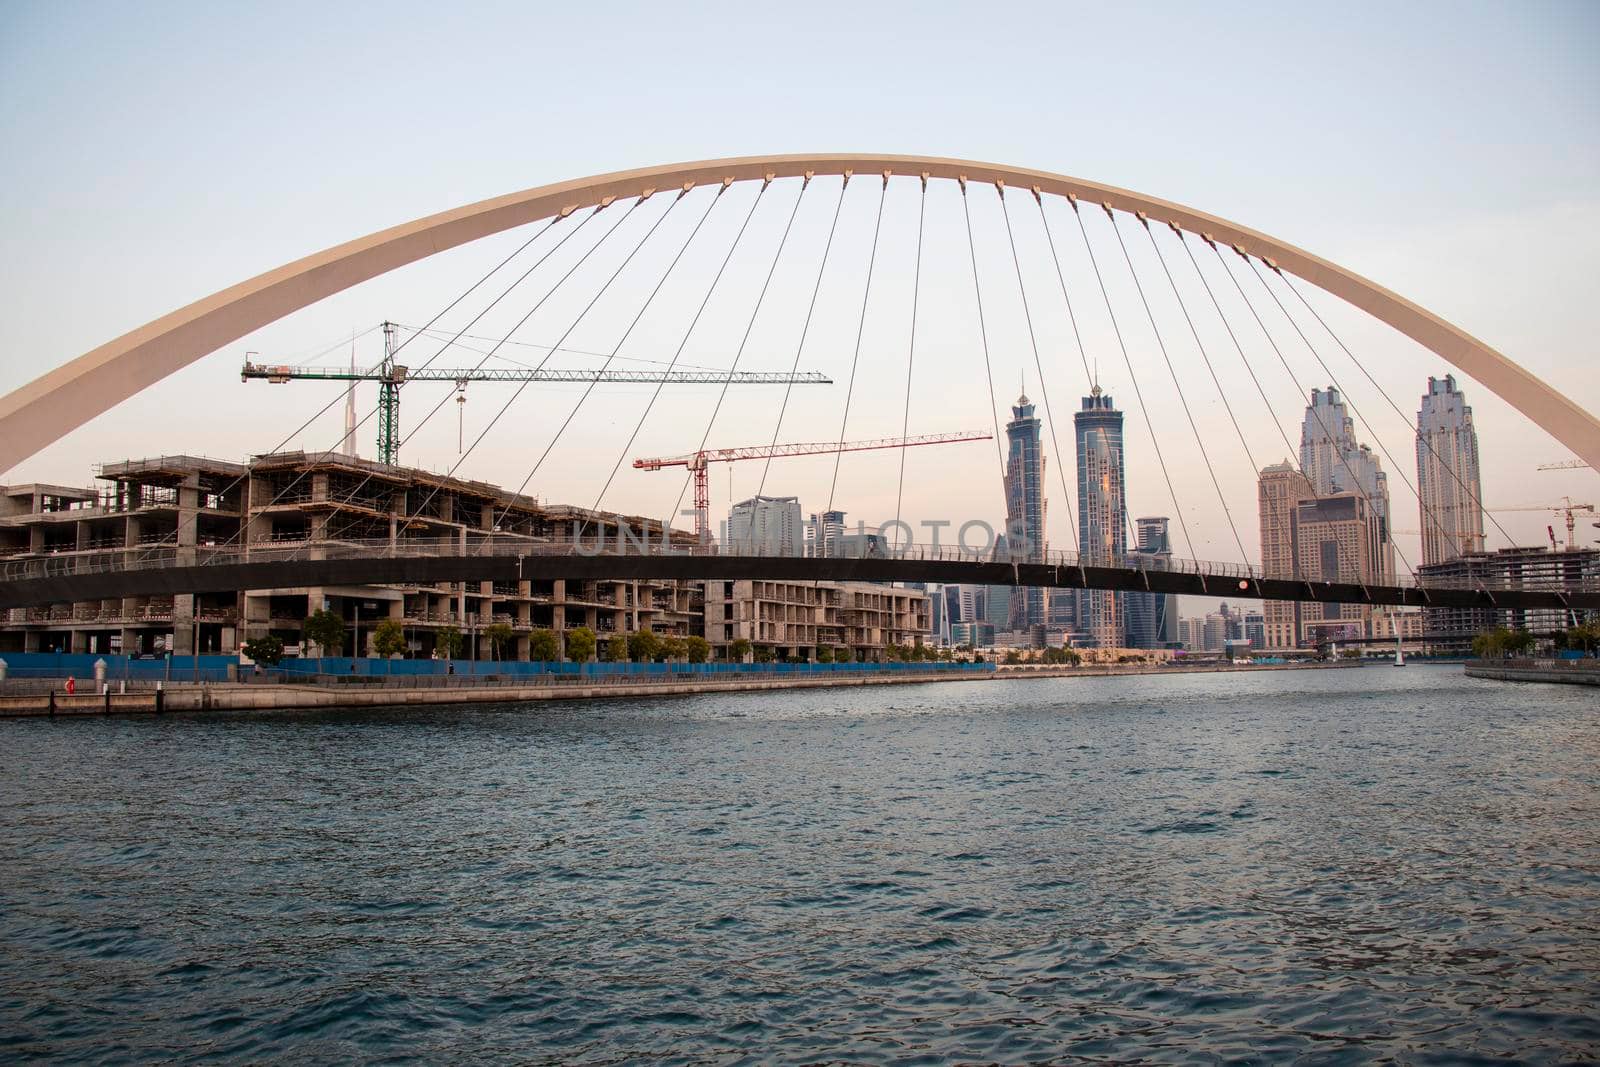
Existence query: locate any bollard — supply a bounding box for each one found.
[104,687,111,714]
[48,689,56,716]
[154,681,164,714]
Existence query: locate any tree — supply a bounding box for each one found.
[303,609,346,672]
[566,626,597,664]
[529,628,561,662]
[728,637,752,662]
[661,635,688,662]
[1003,649,1022,665]
[435,625,464,660]
[835,646,853,663]
[816,646,834,664]
[485,622,515,660]
[606,633,629,662]
[685,635,710,664]
[241,634,284,667]
[628,628,663,663]
[1473,626,1513,660]
[1566,621,1600,655]
[372,618,407,661]
[1504,628,1535,657]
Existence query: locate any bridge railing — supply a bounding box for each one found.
[3,533,1596,598]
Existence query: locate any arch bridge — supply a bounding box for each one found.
[1,154,1596,624]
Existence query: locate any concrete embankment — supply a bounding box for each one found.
[995,660,1365,680]
[0,669,991,717]
[1464,662,1600,686]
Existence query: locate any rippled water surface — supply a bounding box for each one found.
[3,665,1598,1063]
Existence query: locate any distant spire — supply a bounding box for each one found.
[341,331,358,458]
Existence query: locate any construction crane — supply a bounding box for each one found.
[243,322,832,465]
[1537,459,1593,471]
[1486,497,1596,550]
[633,429,994,545]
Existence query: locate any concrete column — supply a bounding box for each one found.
[69,629,88,654]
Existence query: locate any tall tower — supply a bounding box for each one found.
[1004,391,1047,629]
[1124,516,1176,648]
[726,495,803,556]
[1300,387,1394,583]
[339,338,358,458]
[1415,375,1485,565]
[1258,460,1315,648]
[1075,385,1126,648]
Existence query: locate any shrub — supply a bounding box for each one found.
[566,626,596,663]
[529,628,560,662]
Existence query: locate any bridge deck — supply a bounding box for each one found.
[1,540,1593,613]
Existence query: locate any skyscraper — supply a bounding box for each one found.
[1258,460,1315,649]
[1300,387,1394,582]
[1125,516,1177,649]
[1415,375,1485,565]
[1075,385,1126,648]
[1004,391,1046,629]
[726,495,802,556]
[804,509,846,558]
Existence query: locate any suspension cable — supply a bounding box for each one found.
[137,212,574,564]
[1171,229,1308,582]
[756,176,847,501]
[407,190,686,543]
[891,177,928,553]
[1275,270,1514,551]
[670,176,811,524]
[486,183,729,537]
[823,175,889,517]
[1001,186,1078,554]
[592,180,772,511]
[1108,212,1249,565]
[1070,197,1197,563]
[272,206,622,557]
[1210,241,1408,573]
[1244,255,1447,577]
[959,178,1012,533]
[1034,194,1095,392]
[1136,219,1260,567]
[1213,244,1425,584]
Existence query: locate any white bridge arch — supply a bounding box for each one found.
[2,153,1596,473]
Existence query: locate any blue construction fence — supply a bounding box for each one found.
[0,651,995,683]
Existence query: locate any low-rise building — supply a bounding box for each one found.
[702,579,930,662]
[1,452,698,659]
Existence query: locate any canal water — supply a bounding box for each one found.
[2,665,1596,1062]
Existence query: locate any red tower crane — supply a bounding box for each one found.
[633,429,994,545]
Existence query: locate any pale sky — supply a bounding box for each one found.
[2,0,1597,573]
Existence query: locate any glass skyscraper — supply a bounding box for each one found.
[1003,391,1046,629]
[1075,385,1126,648]
[1415,375,1485,565]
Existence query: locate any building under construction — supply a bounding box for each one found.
[1,452,926,662]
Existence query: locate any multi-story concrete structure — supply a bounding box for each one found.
[1004,391,1047,629]
[726,495,802,557]
[1415,375,1486,565]
[1,452,699,659]
[1257,460,1315,649]
[702,579,929,661]
[1417,546,1598,640]
[1075,385,1126,647]
[1301,387,1395,583]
